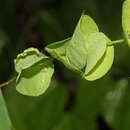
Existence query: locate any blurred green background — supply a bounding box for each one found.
[0,0,130,130]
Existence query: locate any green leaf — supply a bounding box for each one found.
[0,89,12,130]
[80,14,99,37]
[14,48,48,73]
[73,78,111,130]
[14,48,54,96]
[45,14,99,73]
[53,114,87,130]
[101,79,128,130]
[5,79,68,130]
[66,14,99,70]
[45,38,81,73]
[84,45,114,81]
[16,58,54,96]
[85,32,107,75]
[45,14,113,81]
[122,0,130,47]
[53,114,73,130]
[45,38,70,61]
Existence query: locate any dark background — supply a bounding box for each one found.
[0,0,130,130]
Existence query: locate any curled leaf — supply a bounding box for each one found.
[85,32,107,75]
[45,38,81,73]
[16,59,54,96]
[66,14,99,70]
[84,46,114,81]
[14,48,48,73]
[14,48,54,96]
[45,14,99,73]
[45,14,114,81]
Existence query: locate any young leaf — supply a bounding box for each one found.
[79,15,99,37]
[84,46,114,81]
[0,89,12,130]
[16,58,54,96]
[45,14,99,73]
[85,32,107,74]
[14,48,48,73]
[122,0,130,47]
[14,48,54,96]
[66,14,99,70]
[45,38,82,73]
[45,14,114,81]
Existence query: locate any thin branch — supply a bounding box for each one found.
[0,76,16,88]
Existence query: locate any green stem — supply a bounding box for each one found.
[108,39,125,46]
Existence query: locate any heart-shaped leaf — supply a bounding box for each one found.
[122,0,130,47]
[84,45,114,81]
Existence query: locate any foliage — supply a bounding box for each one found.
[0,0,130,130]
[14,48,54,96]
[15,14,115,96]
[0,89,12,130]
